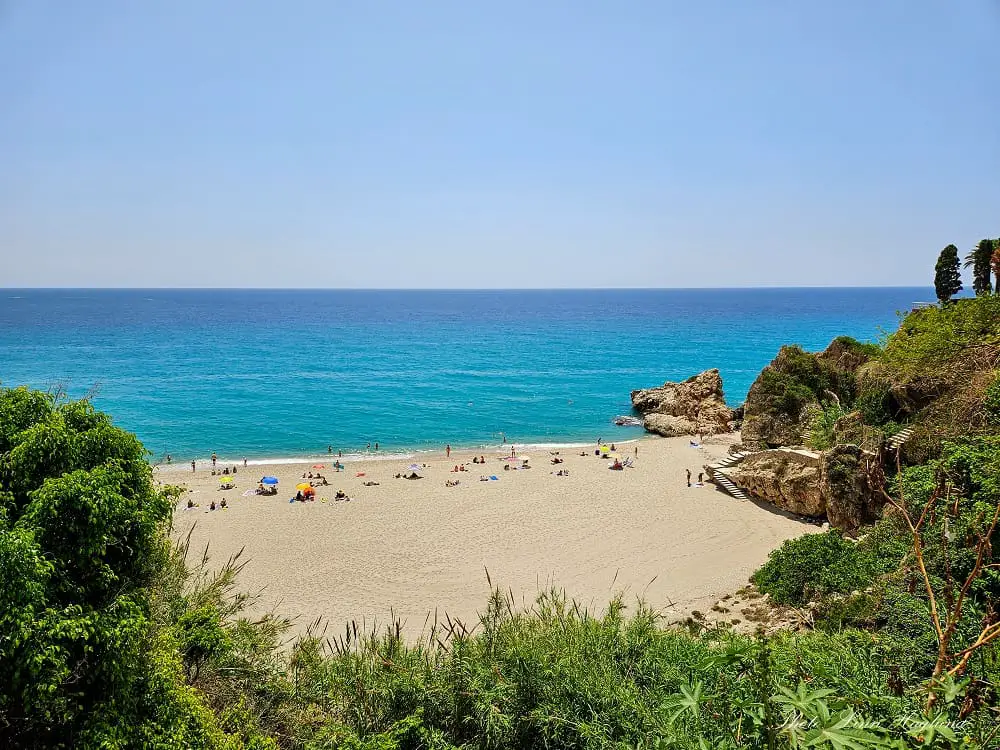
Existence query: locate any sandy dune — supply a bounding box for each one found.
[165,435,812,639]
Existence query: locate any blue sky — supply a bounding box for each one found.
[1,1,998,288]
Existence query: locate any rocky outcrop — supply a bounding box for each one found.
[722,444,881,531]
[741,339,878,449]
[821,444,882,531]
[630,369,734,437]
[724,449,825,517]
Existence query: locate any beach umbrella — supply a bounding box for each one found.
[296,482,311,491]
[261,476,279,485]
[408,463,422,471]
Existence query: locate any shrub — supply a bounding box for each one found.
[752,532,878,606]
[983,371,1000,426]
[830,335,882,360]
[754,369,816,418]
[807,402,846,451]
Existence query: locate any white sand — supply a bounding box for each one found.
[165,435,812,639]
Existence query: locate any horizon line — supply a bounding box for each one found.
[1,285,935,292]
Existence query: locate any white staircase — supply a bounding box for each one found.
[712,471,749,501]
[886,426,915,451]
[705,451,754,501]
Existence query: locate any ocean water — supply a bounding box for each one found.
[1,288,928,462]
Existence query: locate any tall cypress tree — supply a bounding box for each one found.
[993,240,1000,294]
[964,238,994,296]
[934,244,963,303]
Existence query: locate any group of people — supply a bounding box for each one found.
[326,443,379,455]
[302,471,330,486]
[184,497,227,511]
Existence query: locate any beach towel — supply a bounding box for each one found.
[489,475,498,481]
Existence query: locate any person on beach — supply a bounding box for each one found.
[327,445,332,454]
[191,460,196,472]
[209,501,216,511]
[243,456,247,467]
[166,454,172,463]
[698,472,704,484]
[446,444,451,458]
[686,469,691,487]
[634,446,638,457]
[211,452,217,468]
[374,442,379,451]
[510,445,516,457]
[366,443,371,451]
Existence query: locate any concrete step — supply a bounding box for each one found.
[886,426,915,450]
[712,473,749,501]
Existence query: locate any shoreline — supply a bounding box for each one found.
[153,436,646,474]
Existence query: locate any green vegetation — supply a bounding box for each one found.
[806,403,846,451]
[964,239,996,297]
[0,387,268,748]
[934,245,963,303]
[751,531,891,607]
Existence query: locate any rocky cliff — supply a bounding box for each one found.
[741,338,878,448]
[630,369,734,437]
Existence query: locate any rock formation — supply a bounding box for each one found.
[724,449,825,517]
[630,369,734,437]
[722,445,881,531]
[820,444,882,531]
[741,339,878,448]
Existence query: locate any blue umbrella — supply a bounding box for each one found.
[261,476,279,485]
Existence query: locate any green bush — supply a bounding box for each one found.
[752,532,880,606]
[831,335,882,360]
[983,371,1000,426]
[754,369,817,417]
[807,402,846,450]
[855,382,898,427]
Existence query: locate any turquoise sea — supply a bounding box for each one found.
[1,288,929,463]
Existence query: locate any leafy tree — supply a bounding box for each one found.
[933,244,962,303]
[0,387,253,749]
[964,239,995,296]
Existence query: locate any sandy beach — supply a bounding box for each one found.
[165,435,813,639]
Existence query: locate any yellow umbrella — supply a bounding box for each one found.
[296,482,311,492]
[219,476,234,483]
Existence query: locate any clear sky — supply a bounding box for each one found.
[1,1,998,288]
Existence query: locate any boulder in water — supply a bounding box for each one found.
[612,415,643,427]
